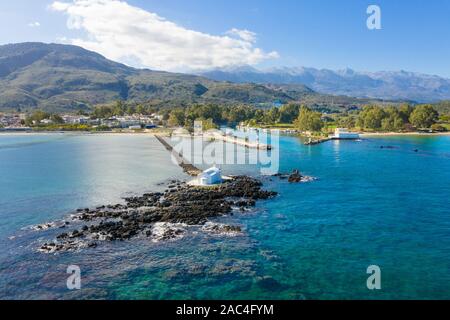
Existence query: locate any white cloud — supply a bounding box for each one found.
[50,0,279,71]
[226,28,257,43]
[28,22,41,28]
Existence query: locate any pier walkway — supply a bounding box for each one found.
[155,135,202,176]
[205,132,272,150]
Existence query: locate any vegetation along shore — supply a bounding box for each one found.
[2,101,450,138]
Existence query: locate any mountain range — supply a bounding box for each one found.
[0,43,316,112]
[0,42,446,114]
[199,66,450,103]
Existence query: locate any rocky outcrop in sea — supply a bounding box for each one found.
[273,169,317,183]
[36,176,277,253]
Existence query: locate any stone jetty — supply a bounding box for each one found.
[304,137,331,146]
[155,135,202,176]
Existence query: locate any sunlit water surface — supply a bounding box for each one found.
[0,133,449,299]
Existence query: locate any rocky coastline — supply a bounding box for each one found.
[37,176,277,254]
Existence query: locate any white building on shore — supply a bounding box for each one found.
[198,166,223,186]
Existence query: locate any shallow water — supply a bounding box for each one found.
[0,133,449,299]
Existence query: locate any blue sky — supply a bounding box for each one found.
[1,0,450,77]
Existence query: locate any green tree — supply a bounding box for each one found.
[224,105,255,124]
[430,124,447,132]
[279,104,300,123]
[294,106,324,132]
[126,105,136,115]
[246,119,257,127]
[50,114,65,124]
[357,105,386,130]
[254,109,265,124]
[398,103,413,123]
[92,106,114,119]
[25,110,50,125]
[196,118,218,131]
[409,105,439,129]
[76,109,89,116]
[381,111,404,131]
[113,100,126,116]
[136,104,146,115]
[337,114,357,128]
[439,114,450,122]
[161,110,171,121]
[168,108,186,127]
[264,107,280,124]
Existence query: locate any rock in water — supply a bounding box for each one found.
[202,222,243,236]
[288,170,303,183]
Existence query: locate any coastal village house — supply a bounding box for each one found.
[198,166,223,186]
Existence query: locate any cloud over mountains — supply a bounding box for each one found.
[51,0,278,71]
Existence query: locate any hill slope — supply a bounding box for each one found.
[200,66,450,102]
[0,43,315,112]
[0,43,407,113]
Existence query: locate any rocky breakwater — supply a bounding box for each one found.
[38,176,277,253]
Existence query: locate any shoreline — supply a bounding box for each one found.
[2,130,450,138]
[360,131,450,137]
[0,131,167,137]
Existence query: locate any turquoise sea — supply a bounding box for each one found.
[0,132,449,299]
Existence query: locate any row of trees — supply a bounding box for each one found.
[164,104,325,133]
[22,100,444,133]
[164,103,443,133]
[409,105,440,129]
[91,101,159,119]
[165,103,303,128]
[353,104,439,131]
[166,105,259,129]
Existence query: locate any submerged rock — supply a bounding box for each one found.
[255,276,285,291]
[202,222,243,236]
[288,170,303,183]
[151,222,186,243]
[29,222,56,231]
[38,240,94,254]
[210,259,257,277]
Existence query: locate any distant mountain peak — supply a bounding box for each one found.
[337,67,356,76]
[200,65,450,102]
[196,65,261,74]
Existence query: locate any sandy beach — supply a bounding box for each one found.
[0,130,168,137]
